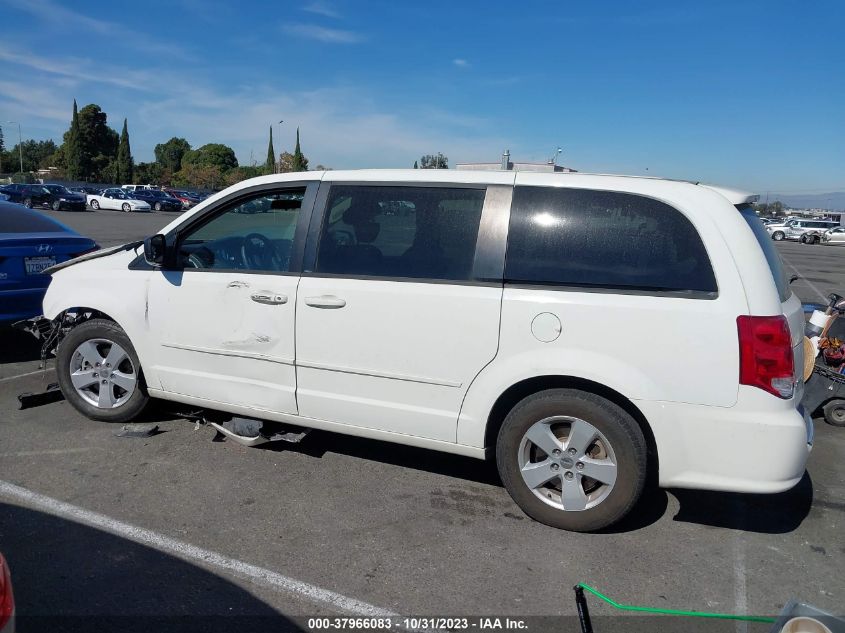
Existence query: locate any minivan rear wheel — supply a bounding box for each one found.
[56,319,149,423]
[496,389,647,531]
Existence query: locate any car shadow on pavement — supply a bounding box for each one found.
[0,326,41,364]
[265,431,671,531]
[669,471,814,534]
[262,429,503,487]
[0,502,304,633]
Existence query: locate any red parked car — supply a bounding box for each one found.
[0,553,14,633]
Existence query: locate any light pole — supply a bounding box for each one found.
[275,120,284,173]
[3,121,24,175]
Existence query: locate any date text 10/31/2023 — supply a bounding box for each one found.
[307,618,529,630]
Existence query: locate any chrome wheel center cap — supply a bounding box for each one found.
[561,457,574,469]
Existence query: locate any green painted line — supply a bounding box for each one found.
[576,583,776,624]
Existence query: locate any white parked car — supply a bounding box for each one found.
[821,227,845,245]
[87,188,151,212]
[767,218,840,242]
[37,170,812,531]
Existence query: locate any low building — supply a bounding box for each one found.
[456,150,577,173]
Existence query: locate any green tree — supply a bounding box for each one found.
[225,165,264,187]
[182,143,238,171]
[64,99,83,180]
[135,162,163,185]
[172,163,224,190]
[419,153,448,169]
[59,102,119,181]
[413,160,418,169]
[115,118,134,184]
[6,140,58,172]
[266,126,275,173]
[291,128,308,172]
[79,104,119,180]
[154,137,191,172]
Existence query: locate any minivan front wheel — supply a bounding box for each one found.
[496,389,647,531]
[772,231,785,241]
[56,319,149,423]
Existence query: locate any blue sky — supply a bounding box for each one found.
[0,0,842,192]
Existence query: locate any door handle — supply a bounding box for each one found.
[251,293,288,305]
[304,295,346,309]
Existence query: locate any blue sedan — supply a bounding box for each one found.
[0,201,98,323]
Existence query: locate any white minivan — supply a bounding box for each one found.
[38,170,812,531]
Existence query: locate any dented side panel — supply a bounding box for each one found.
[144,270,299,414]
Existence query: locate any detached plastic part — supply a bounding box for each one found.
[17,382,63,410]
[210,417,311,447]
[114,423,160,438]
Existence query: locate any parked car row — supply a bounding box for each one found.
[765,218,842,244]
[0,183,210,213]
[0,183,86,211]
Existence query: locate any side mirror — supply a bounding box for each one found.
[143,234,167,266]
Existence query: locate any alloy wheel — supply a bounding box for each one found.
[517,416,618,512]
[68,338,137,408]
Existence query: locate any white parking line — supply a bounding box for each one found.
[780,253,827,302]
[0,367,55,383]
[0,480,398,618]
[0,448,96,458]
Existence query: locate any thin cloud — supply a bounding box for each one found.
[303,1,341,19]
[0,44,168,91]
[0,0,194,59]
[452,58,469,68]
[283,23,363,43]
[1,0,110,32]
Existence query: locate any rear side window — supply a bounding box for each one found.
[738,205,790,302]
[315,185,485,281]
[505,187,717,295]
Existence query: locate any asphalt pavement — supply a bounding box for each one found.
[0,207,843,630]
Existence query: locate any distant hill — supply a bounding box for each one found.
[767,192,845,211]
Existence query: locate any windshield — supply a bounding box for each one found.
[43,185,71,195]
[738,204,790,302]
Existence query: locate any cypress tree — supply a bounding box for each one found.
[116,118,133,183]
[413,160,418,169]
[266,126,275,173]
[65,100,83,180]
[291,127,307,172]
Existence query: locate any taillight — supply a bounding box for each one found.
[0,554,14,632]
[737,315,794,399]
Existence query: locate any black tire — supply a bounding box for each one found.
[813,235,821,244]
[772,231,785,241]
[122,202,131,212]
[822,400,845,427]
[22,198,32,208]
[90,199,99,210]
[496,389,647,532]
[154,202,162,211]
[51,200,61,211]
[56,319,149,423]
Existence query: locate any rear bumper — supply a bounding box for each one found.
[638,394,812,494]
[58,201,86,211]
[0,288,48,324]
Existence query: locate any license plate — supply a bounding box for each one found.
[24,256,57,274]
